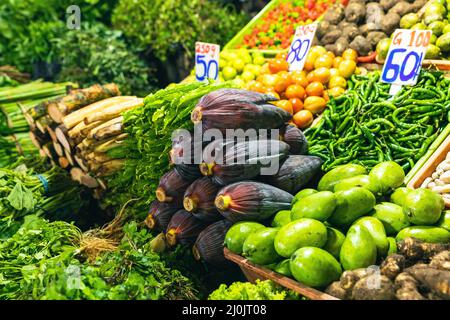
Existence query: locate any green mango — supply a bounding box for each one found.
[291,191,336,222]
[264,262,278,270]
[328,187,376,228]
[274,218,328,258]
[403,189,444,225]
[225,222,265,254]
[272,210,291,227]
[387,237,397,255]
[390,187,411,207]
[292,188,318,205]
[323,227,345,260]
[369,161,405,195]
[443,25,450,34]
[274,259,292,277]
[436,210,450,231]
[354,217,389,257]
[318,164,367,192]
[243,227,282,265]
[424,3,446,25]
[437,32,450,52]
[340,225,377,270]
[396,226,450,243]
[333,175,381,196]
[290,247,342,288]
[372,202,410,236]
[376,38,391,59]
[428,21,446,36]
[411,22,427,30]
[430,34,438,45]
[426,44,442,59]
[400,13,419,29]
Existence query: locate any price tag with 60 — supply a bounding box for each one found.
[381,29,432,86]
[195,42,220,82]
[286,23,318,72]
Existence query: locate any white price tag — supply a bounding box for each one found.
[381,29,431,86]
[195,42,220,82]
[286,23,318,72]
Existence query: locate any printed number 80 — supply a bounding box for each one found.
[287,39,311,64]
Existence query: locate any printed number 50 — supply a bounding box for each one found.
[196,54,218,81]
[287,39,311,64]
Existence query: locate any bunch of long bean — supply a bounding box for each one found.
[305,71,450,172]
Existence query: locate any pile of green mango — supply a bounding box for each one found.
[395,0,450,59]
[224,161,450,289]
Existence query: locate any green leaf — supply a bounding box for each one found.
[7,181,24,210]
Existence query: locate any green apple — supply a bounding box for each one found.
[222,66,237,80]
[242,70,256,82]
[232,59,245,73]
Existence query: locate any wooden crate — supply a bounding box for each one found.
[224,248,339,300]
[407,133,450,208]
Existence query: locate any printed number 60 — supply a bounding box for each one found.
[287,39,311,64]
[196,54,218,81]
[382,48,423,83]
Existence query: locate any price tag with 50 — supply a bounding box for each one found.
[195,42,220,82]
[381,29,432,86]
[286,23,318,72]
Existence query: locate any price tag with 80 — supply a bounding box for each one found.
[381,29,432,86]
[195,42,220,82]
[286,23,318,72]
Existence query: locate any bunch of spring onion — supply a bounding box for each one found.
[0,166,85,228]
[0,80,73,104]
[0,133,40,168]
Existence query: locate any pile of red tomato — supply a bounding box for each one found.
[240,0,348,50]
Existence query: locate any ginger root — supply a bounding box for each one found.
[325,281,349,300]
[395,272,426,300]
[429,250,450,271]
[397,238,450,261]
[352,274,396,300]
[380,254,405,280]
[406,265,450,300]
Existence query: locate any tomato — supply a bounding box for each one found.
[325,51,336,60]
[274,77,288,94]
[306,81,324,97]
[291,72,309,88]
[269,59,289,74]
[273,99,293,114]
[333,57,343,69]
[328,76,347,89]
[278,71,294,87]
[306,70,316,83]
[310,46,327,56]
[276,52,288,60]
[290,98,304,113]
[338,60,357,79]
[260,74,279,88]
[293,110,314,129]
[285,84,306,99]
[328,87,346,98]
[314,55,334,69]
[304,96,327,114]
[304,51,319,71]
[329,68,340,78]
[342,49,358,61]
[260,63,271,75]
[311,67,331,84]
[250,81,266,93]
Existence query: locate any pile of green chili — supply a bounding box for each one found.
[305,70,450,172]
